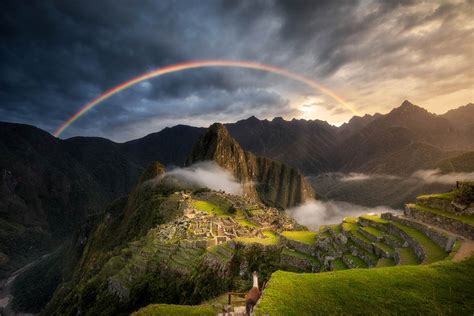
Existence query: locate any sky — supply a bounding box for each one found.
[0,0,472,141]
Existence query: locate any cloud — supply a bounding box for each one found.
[411,169,474,184]
[340,173,400,182]
[338,170,474,184]
[0,0,472,139]
[164,161,242,195]
[286,199,399,230]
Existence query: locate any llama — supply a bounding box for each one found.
[245,271,261,315]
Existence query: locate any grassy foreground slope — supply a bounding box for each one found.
[133,303,217,316]
[256,257,474,316]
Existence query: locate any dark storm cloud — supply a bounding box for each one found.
[0,0,472,140]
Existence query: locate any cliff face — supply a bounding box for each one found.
[186,123,314,208]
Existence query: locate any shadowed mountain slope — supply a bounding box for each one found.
[187,123,314,209]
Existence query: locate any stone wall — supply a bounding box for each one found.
[279,252,320,272]
[393,211,456,251]
[386,224,425,262]
[416,198,455,213]
[405,205,474,240]
[280,236,317,256]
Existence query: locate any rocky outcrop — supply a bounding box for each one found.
[186,123,315,208]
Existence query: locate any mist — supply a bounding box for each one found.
[411,169,474,184]
[286,199,400,230]
[165,161,242,195]
[338,169,473,184]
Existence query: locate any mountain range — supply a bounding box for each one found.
[0,100,473,279]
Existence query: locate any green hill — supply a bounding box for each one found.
[256,257,474,315]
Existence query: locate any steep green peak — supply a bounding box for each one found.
[138,161,166,184]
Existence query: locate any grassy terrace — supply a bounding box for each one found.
[281,230,317,244]
[342,222,372,245]
[359,214,390,224]
[343,254,368,268]
[417,190,458,200]
[360,226,384,238]
[398,248,420,265]
[281,248,320,265]
[408,203,474,226]
[332,258,348,271]
[133,304,217,316]
[376,258,395,268]
[392,222,448,264]
[193,200,226,216]
[235,236,278,245]
[256,257,474,315]
[236,217,257,227]
[374,242,395,255]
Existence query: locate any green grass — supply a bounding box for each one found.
[343,216,358,223]
[193,200,226,216]
[343,222,372,245]
[237,217,258,227]
[408,203,474,226]
[359,214,389,224]
[332,258,348,271]
[360,226,384,238]
[133,304,218,316]
[398,248,421,265]
[281,248,320,265]
[235,237,278,245]
[374,242,395,255]
[417,190,458,200]
[263,230,277,238]
[281,231,317,245]
[392,222,448,264]
[328,224,342,234]
[256,257,474,315]
[343,254,368,268]
[376,258,395,268]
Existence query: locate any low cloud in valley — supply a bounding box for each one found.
[286,199,399,230]
[165,161,242,195]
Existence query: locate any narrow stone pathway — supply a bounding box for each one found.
[453,239,474,262]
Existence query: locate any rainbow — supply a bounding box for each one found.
[53,60,358,137]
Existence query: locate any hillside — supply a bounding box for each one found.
[131,182,473,315]
[40,163,315,315]
[256,257,474,315]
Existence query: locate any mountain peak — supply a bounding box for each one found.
[390,100,429,116]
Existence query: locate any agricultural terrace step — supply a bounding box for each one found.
[384,213,457,251]
[396,247,420,265]
[359,214,449,264]
[405,204,474,240]
[376,257,395,268]
[346,240,378,267]
[343,254,368,269]
[390,221,448,264]
[331,258,348,271]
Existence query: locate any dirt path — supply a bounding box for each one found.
[453,239,474,262]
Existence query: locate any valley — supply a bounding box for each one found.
[0,102,473,315]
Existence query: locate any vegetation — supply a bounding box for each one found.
[408,203,474,226]
[256,257,474,315]
[281,231,317,244]
[332,258,347,271]
[391,221,447,264]
[359,214,389,224]
[376,258,395,268]
[133,304,218,316]
[193,200,226,216]
[360,226,384,238]
[398,248,421,265]
[417,190,458,200]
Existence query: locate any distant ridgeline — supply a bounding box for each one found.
[38,165,473,315]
